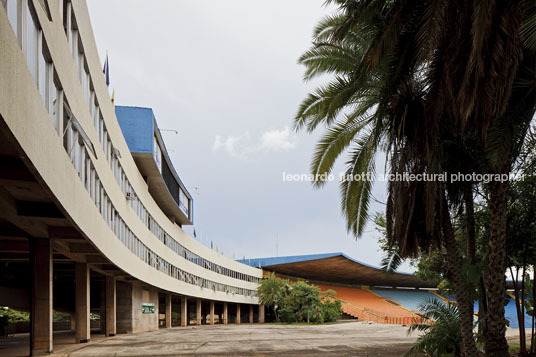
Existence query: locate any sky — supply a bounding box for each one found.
[86,0,412,272]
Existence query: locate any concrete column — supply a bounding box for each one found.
[196,299,202,325]
[236,304,241,324]
[249,305,254,324]
[180,297,187,326]
[75,263,90,343]
[259,305,265,323]
[99,281,106,335]
[105,276,116,336]
[165,294,172,328]
[70,315,76,331]
[223,303,228,325]
[210,301,215,325]
[30,238,53,355]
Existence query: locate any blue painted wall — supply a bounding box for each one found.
[371,289,443,311]
[115,106,155,154]
[500,298,532,329]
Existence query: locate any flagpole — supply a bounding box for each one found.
[276,233,278,257]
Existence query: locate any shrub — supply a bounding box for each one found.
[279,306,297,323]
[321,298,343,323]
[257,277,342,323]
[406,299,462,356]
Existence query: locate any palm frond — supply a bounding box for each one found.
[299,43,361,81]
[380,246,405,273]
[310,114,373,188]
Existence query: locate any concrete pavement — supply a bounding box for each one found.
[50,322,420,356]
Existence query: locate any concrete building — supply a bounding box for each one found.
[0,0,263,355]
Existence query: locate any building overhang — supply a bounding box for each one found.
[238,253,436,289]
[131,152,192,225]
[115,106,193,226]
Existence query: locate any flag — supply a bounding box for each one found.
[193,229,197,238]
[111,90,115,105]
[103,55,110,87]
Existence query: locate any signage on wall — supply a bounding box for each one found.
[142,303,155,314]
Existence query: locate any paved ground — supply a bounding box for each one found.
[0,322,421,356]
[0,322,526,356]
[54,322,419,356]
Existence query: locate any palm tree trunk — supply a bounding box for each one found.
[484,179,509,356]
[464,187,478,331]
[441,192,479,356]
[464,187,476,264]
[465,188,488,344]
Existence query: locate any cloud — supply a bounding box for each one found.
[212,127,296,159]
[212,135,242,157]
[260,127,297,151]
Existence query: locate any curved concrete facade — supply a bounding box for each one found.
[0,0,261,307]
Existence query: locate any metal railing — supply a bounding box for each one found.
[332,296,428,325]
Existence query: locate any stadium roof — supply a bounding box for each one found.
[237,253,435,289]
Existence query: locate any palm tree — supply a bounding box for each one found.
[257,272,286,322]
[295,8,480,355]
[296,1,536,355]
[407,299,463,357]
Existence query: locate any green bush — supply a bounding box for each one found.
[257,276,342,323]
[279,306,297,323]
[0,308,29,323]
[321,298,343,323]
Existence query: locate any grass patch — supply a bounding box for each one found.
[509,343,532,354]
[265,321,339,326]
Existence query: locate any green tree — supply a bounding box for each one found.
[295,7,479,354]
[320,291,343,323]
[257,273,286,322]
[257,276,342,323]
[289,281,321,323]
[504,134,536,355]
[296,1,536,354]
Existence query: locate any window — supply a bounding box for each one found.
[76,42,83,80]
[26,2,39,83]
[62,102,72,153]
[39,43,52,109]
[93,104,99,129]
[57,0,63,21]
[153,137,162,172]
[50,80,60,130]
[70,130,79,168]
[102,129,107,152]
[62,0,69,37]
[98,115,103,142]
[70,16,77,57]
[5,0,20,44]
[81,67,89,102]
[106,137,111,163]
